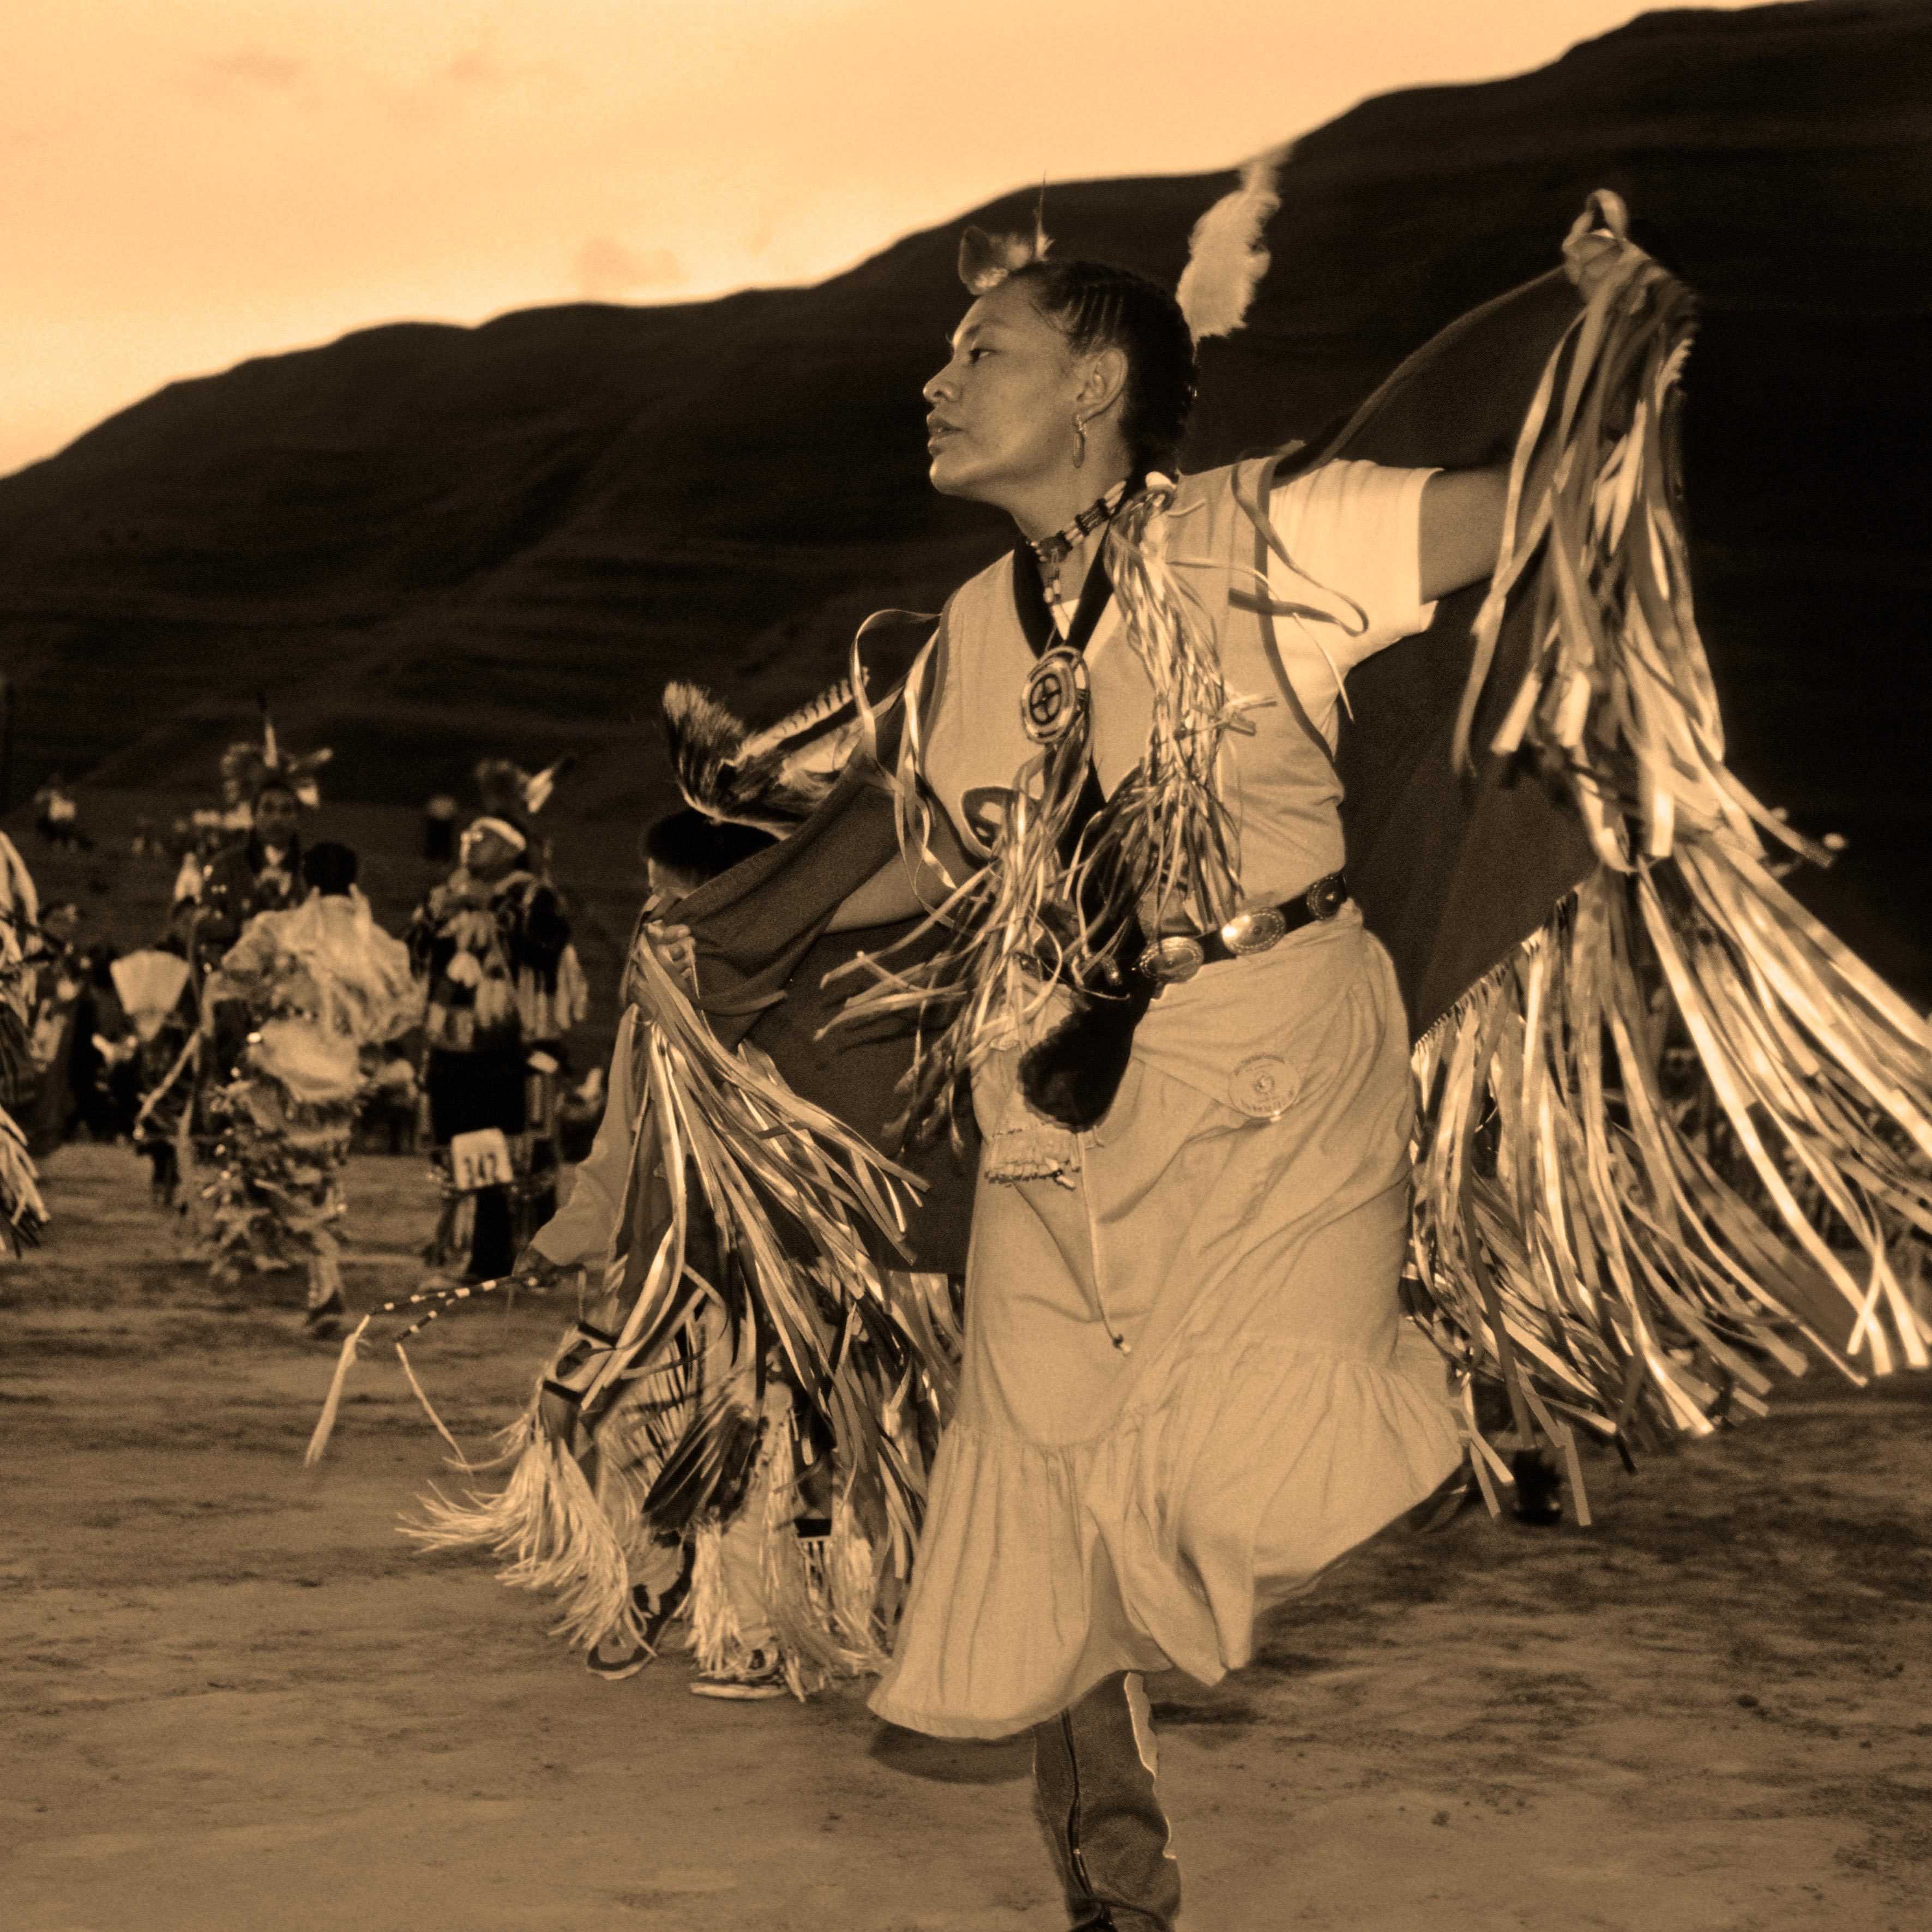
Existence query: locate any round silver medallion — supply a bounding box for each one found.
[1020,647,1090,746]
[1305,874,1349,921]
[1230,1053,1297,1120]
[1220,906,1289,956]
[1137,935,1206,985]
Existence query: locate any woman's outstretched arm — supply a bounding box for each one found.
[1418,465,1511,602]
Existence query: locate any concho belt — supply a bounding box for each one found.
[1137,874,1350,985]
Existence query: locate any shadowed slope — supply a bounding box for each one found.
[1,0,1925,995]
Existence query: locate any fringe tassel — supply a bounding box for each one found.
[303,1314,371,1466]
[688,1521,736,1672]
[831,478,1255,1146]
[1413,192,1932,1506]
[394,1340,474,1468]
[409,1425,638,1650]
[1099,483,1253,925]
[303,1273,519,1465]
[0,1105,46,1250]
[400,948,959,1662]
[759,1458,890,1698]
[400,1357,689,1656]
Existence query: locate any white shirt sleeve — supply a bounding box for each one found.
[1262,459,1440,740]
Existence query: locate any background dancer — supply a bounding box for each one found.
[0,829,50,1251]
[136,714,332,1206]
[392,673,967,1701]
[201,840,420,1334]
[518,806,805,1697]
[410,758,583,1284]
[188,774,304,954]
[0,834,44,1117]
[22,903,90,1155]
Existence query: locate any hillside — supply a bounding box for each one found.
[2,0,1927,1012]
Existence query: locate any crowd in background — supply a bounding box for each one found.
[0,739,605,1333]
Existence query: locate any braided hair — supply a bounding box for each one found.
[1005,259,1196,474]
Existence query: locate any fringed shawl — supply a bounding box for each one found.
[323,198,1932,1601]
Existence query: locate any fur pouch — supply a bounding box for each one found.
[1018,976,1152,1131]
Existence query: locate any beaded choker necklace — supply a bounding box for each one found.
[1029,482,1128,570]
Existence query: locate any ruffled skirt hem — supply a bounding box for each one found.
[869,1322,1460,1737]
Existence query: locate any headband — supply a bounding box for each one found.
[464,816,528,854]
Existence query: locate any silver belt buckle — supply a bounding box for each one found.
[1219,906,1288,956]
[1138,935,1205,984]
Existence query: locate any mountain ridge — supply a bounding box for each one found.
[2,0,1926,1003]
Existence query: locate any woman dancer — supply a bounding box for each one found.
[786,224,1515,1923]
[808,179,1932,1919]
[387,184,1929,1928]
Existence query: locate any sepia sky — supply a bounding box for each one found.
[4,0,1778,477]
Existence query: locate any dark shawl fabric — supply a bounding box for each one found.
[1325,269,1598,1040]
[670,272,1599,1271]
[668,617,979,1273]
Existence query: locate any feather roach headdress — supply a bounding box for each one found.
[219,696,332,810]
[954,148,1286,342]
[471,756,570,849]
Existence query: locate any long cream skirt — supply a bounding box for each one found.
[869,909,1461,1740]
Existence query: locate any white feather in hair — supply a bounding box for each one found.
[956,182,1052,294]
[1176,143,1292,342]
[958,223,1046,294]
[522,759,569,817]
[474,755,571,824]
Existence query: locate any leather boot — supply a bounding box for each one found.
[1031,1672,1183,1930]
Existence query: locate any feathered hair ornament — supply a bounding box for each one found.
[219,695,332,810]
[661,678,864,835]
[956,181,1052,293]
[474,755,571,830]
[1175,143,1291,342]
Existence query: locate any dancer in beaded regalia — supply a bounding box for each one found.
[408,758,586,1284]
[201,841,421,1334]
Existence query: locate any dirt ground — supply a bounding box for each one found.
[5,1143,1930,1932]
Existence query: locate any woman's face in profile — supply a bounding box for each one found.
[922,277,1081,510]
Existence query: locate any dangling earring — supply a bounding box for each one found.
[1072,413,1088,468]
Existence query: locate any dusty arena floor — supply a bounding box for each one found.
[4,1143,1930,1932]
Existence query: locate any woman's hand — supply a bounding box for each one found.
[1562,210,1629,303]
[509,1244,569,1290]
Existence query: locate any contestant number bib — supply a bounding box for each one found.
[450,1127,515,1191]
